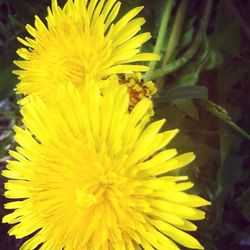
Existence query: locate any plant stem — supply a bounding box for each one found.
[144,0,175,80]
[162,0,188,65]
[147,0,213,81]
[202,0,213,30]
[148,32,203,80]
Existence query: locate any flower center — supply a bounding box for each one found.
[119,73,157,112]
[75,171,120,209]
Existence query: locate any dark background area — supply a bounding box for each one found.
[0,0,250,249]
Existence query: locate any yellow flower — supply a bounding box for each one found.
[2,78,210,249]
[14,0,159,100]
[119,72,157,114]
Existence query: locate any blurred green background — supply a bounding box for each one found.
[0,0,250,249]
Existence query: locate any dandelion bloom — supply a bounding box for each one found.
[2,78,210,249]
[119,72,157,113]
[14,0,159,100]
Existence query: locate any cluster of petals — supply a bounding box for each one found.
[15,0,159,100]
[2,0,210,249]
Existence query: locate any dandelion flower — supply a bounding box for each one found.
[15,0,159,100]
[119,72,157,114]
[3,78,210,249]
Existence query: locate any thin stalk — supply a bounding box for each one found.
[148,32,203,80]
[162,0,188,65]
[147,0,213,81]
[144,0,175,80]
[202,0,213,29]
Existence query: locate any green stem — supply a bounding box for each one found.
[148,32,203,80]
[144,0,175,80]
[162,0,188,65]
[202,0,213,29]
[147,0,213,81]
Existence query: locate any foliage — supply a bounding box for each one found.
[0,0,250,249]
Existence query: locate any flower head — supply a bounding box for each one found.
[15,0,159,100]
[119,72,157,114]
[3,78,209,249]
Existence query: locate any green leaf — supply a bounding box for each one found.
[155,85,208,102]
[175,67,201,86]
[178,18,195,48]
[174,35,211,86]
[199,100,250,140]
[175,99,200,120]
[203,48,224,70]
[146,31,203,81]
